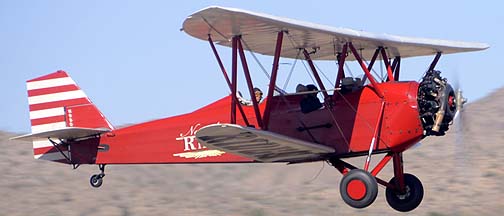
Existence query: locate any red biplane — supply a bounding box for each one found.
[13,6,488,212]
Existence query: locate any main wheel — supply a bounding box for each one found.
[90,174,103,188]
[385,173,424,212]
[339,169,378,209]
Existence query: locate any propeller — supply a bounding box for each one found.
[453,87,468,121]
[451,76,469,180]
[451,71,468,121]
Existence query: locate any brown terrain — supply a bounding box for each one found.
[1,88,503,216]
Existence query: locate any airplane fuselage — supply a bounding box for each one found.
[69,81,423,164]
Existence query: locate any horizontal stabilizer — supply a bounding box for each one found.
[11,127,110,141]
[196,124,334,162]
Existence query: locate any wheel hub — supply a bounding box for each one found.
[396,185,411,200]
[347,179,367,200]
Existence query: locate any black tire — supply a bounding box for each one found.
[90,174,103,188]
[385,173,424,212]
[340,169,378,209]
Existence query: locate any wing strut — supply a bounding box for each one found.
[209,32,286,129]
[391,56,401,81]
[263,31,284,130]
[231,36,239,124]
[380,47,395,81]
[208,35,250,126]
[363,100,386,171]
[348,42,384,98]
[428,52,442,71]
[237,37,264,128]
[333,44,348,101]
[48,138,72,164]
[360,47,380,85]
[303,49,329,100]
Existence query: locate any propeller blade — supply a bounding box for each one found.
[450,74,469,179]
[452,74,467,121]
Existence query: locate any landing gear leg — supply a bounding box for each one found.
[385,153,424,212]
[90,164,106,188]
[385,173,424,212]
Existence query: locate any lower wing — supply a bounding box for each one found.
[195,124,334,163]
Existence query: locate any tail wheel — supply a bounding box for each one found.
[340,169,378,209]
[386,173,424,212]
[90,174,103,188]
[89,164,106,188]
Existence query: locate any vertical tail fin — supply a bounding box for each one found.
[26,70,113,162]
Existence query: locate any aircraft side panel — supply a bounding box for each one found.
[267,87,381,154]
[266,81,424,155]
[94,96,258,164]
[380,82,424,151]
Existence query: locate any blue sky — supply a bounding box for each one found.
[1,1,502,133]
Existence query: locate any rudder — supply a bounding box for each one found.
[26,70,113,162]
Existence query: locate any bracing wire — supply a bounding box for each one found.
[286,32,324,89]
[344,62,355,78]
[241,39,271,80]
[314,62,335,84]
[300,58,317,85]
[361,55,385,82]
[283,49,301,90]
[202,18,228,41]
[322,100,350,147]
[306,162,326,183]
[380,57,385,82]
[333,90,390,148]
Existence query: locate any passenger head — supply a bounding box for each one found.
[296,84,308,93]
[305,84,319,97]
[306,84,318,91]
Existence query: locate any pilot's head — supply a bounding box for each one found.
[253,87,263,102]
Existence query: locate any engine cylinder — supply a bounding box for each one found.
[417,70,455,136]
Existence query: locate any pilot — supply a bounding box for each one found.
[253,87,263,103]
[237,87,263,106]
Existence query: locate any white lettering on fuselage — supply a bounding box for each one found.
[173,123,225,159]
[175,124,205,151]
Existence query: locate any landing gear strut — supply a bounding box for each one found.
[90,164,106,188]
[330,153,424,212]
[385,173,424,212]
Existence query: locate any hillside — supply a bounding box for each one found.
[1,88,503,216]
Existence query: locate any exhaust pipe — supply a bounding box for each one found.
[432,85,447,132]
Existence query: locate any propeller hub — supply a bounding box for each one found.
[455,89,467,110]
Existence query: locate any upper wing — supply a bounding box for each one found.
[195,123,334,163]
[182,6,489,61]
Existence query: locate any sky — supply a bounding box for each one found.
[1,0,502,133]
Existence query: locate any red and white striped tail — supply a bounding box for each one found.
[26,70,113,162]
